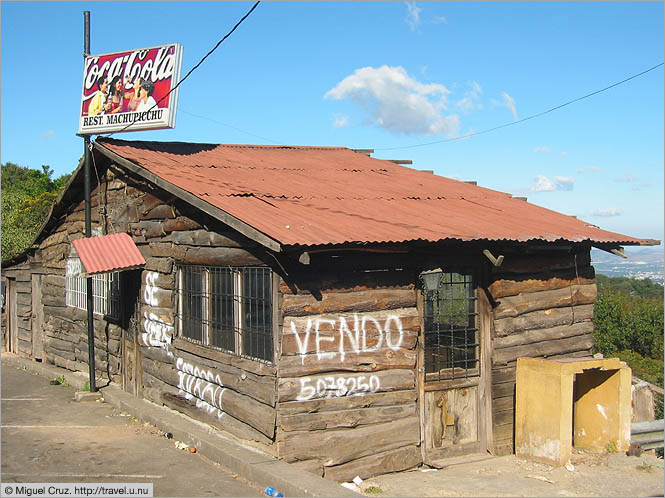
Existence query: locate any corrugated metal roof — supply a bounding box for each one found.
[95,138,649,249]
[72,232,145,274]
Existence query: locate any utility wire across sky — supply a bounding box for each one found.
[374,62,664,151]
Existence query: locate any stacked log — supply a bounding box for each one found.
[488,249,596,455]
[277,270,422,481]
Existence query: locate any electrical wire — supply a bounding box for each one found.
[179,109,280,144]
[374,62,664,151]
[101,1,261,138]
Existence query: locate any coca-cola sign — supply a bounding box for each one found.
[78,43,183,135]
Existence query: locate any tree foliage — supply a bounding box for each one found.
[1,162,70,261]
[593,276,664,389]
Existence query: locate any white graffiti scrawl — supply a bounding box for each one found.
[175,357,227,419]
[140,271,173,357]
[289,314,404,364]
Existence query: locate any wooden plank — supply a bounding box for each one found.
[492,423,513,441]
[278,347,417,377]
[282,289,416,317]
[278,403,416,432]
[170,229,249,248]
[493,284,597,319]
[280,415,420,466]
[488,266,595,299]
[494,304,594,337]
[278,369,415,402]
[492,440,513,456]
[280,269,416,296]
[492,334,594,366]
[94,143,282,252]
[281,308,419,356]
[324,445,422,482]
[492,382,514,398]
[183,246,263,266]
[494,321,594,349]
[492,367,516,385]
[491,251,590,275]
[278,389,416,416]
[492,396,514,412]
[173,338,276,376]
[479,286,493,454]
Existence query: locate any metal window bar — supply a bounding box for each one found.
[177,265,273,363]
[422,270,479,381]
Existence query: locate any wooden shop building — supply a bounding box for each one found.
[2,138,656,480]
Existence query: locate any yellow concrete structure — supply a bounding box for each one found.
[515,357,632,466]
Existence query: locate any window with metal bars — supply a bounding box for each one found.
[65,256,121,319]
[421,270,479,381]
[177,265,273,363]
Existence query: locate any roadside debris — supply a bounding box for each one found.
[565,460,575,472]
[341,482,360,493]
[525,474,555,484]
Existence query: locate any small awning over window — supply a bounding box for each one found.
[72,232,145,275]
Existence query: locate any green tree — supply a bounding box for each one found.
[1,162,70,261]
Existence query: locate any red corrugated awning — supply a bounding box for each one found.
[72,232,145,275]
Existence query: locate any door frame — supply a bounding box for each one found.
[417,267,494,461]
[31,273,45,361]
[6,278,18,354]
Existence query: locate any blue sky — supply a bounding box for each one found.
[2,1,663,247]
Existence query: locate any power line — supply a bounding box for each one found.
[375,62,664,151]
[101,1,261,138]
[179,108,280,144]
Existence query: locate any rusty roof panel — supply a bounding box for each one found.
[72,232,145,274]
[96,138,648,249]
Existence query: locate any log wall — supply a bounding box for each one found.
[35,163,278,451]
[487,247,597,455]
[276,269,422,481]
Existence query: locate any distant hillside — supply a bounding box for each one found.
[596,274,664,300]
[591,247,664,285]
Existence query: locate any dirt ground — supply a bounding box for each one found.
[357,450,664,497]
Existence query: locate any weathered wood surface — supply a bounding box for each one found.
[492,333,594,365]
[278,403,416,432]
[280,269,416,295]
[489,266,595,299]
[282,289,416,316]
[491,251,591,275]
[324,444,422,482]
[174,338,277,377]
[280,415,420,466]
[142,372,273,446]
[278,369,415,402]
[181,246,263,266]
[278,389,416,415]
[171,346,277,406]
[494,304,594,337]
[494,320,594,349]
[278,348,417,377]
[493,396,514,412]
[281,308,419,356]
[169,229,248,248]
[493,284,597,319]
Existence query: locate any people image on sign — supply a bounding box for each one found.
[136,80,157,112]
[88,75,109,116]
[123,76,143,112]
[107,76,126,114]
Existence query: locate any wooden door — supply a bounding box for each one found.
[122,272,143,396]
[31,274,44,361]
[7,279,18,354]
[419,270,489,461]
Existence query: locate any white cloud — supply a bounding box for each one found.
[405,2,422,31]
[593,208,621,217]
[325,65,459,136]
[533,146,551,153]
[501,92,518,120]
[41,130,56,140]
[578,166,602,174]
[333,114,348,128]
[532,175,575,192]
[455,81,483,114]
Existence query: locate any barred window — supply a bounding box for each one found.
[421,270,479,381]
[65,257,120,319]
[177,266,273,363]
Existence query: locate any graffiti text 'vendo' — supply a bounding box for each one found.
[289,314,404,363]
